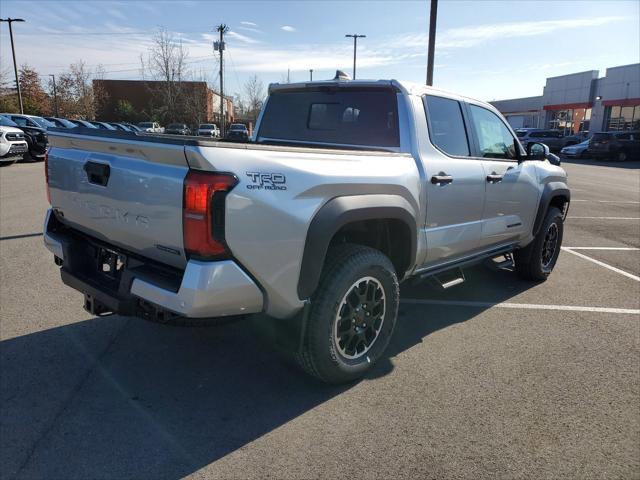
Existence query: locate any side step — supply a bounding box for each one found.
[431,267,465,289]
[486,252,515,271]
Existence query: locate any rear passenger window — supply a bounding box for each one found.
[469,105,518,160]
[424,95,470,156]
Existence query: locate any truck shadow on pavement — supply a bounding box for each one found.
[1,265,533,479]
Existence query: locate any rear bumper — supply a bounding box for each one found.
[43,209,264,318]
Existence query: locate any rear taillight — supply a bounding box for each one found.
[44,149,51,204]
[183,171,237,259]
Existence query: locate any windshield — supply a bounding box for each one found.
[55,118,77,128]
[578,139,590,146]
[31,116,56,128]
[200,124,215,129]
[592,133,610,141]
[230,124,246,130]
[258,88,400,148]
[138,122,154,128]
[167,124,185,129]
[0,115,19,127]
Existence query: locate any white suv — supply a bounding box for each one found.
[0,116,29,165]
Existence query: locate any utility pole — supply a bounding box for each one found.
[345,33,366,79]
[49,74,59,117]
[309,69,313,81]
[287,68,290,83]
[426,0,438,86]
[214,24,228,137]
[1,18,26,113]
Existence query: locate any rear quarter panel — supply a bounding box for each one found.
[185,144,421,317]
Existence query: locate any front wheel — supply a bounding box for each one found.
[615,151,628,162]
[515,207,564,281]
[296,244,399,384]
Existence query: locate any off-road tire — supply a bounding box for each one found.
[515,206,564,281]
[295,244,400,384]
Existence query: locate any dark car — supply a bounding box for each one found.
[588,131,640,161]
[0,113,50,161]
[123,123,142,132]
[44,117,78,128]
[108,122,137,132]
[225,123,249,142]
[68,119,98,129]
[165,123,191,135]
[515,129,570,152]
[89,121,117,130]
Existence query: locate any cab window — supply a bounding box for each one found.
[424,95,470,157]
[469,105,518,160]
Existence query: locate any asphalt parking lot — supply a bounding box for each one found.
[1,158,639,479]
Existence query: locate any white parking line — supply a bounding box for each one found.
[572,199,640,204]
[562,247,640,282]
[401,298,639,315]
[567,217,640,220]
[564,247,640,251]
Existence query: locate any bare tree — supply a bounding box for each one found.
[243,75,265,123]
[140,28,190,123]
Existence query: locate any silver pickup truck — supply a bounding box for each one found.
[43,77,570,383]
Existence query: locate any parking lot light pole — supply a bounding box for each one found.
[49,74,59,117]
[345,34,366,79]
[309,69,313,81]
[1,18,26,113]
[215,24,228,137]
[426,0,438,86]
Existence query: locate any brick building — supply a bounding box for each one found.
[93,79,233,126]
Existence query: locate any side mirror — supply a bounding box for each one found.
[526,142,561,166]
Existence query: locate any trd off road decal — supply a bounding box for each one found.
[245,172,287,191]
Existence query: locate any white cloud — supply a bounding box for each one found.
[225,31,261,44]
[240,21,258,26]
[281,26,297,33]
[238,26,263,34]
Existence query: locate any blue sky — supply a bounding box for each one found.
[1,0,638,101]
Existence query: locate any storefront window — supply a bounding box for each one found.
[605,104,640,131]
[548,108,591,135]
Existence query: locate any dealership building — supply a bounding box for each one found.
[491,63,640,135]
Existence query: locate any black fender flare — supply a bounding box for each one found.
[532,182,570,236]
[297,194,417,300]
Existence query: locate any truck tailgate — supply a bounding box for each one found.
[47,132,189,269]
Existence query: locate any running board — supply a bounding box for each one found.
[431,267,465,290]
[487,252,515,271]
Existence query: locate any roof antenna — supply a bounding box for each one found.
[334,70,351,81]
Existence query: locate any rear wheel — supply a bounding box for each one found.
[515,207,564,281]
[616,150,628,162]
[296,244,399,384]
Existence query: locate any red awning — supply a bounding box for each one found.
[602,97,640,107]
[543,102,592,111]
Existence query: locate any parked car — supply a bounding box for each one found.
[588,131,640,161]
[44,117,78,129]
[196,123,220,137]
[123,123,142,132]
[0,113,49,161]
[138,121,164,133]
[0,115,29,166]
[165,123,191,135]
[560,139,591,159]
[43,77,569,384]
[225,123,249,142]
[89,121,117,130]
[68,119,98,129]
[108,123,135,132]
[515,129,568,152]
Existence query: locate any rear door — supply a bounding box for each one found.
[47,132,190,268]
[465,103,540,247]
[419,94,486,267]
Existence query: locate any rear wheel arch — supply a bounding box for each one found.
[297,195,417,300]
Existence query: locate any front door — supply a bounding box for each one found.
[466,103,540,247]
[420,94,486,268]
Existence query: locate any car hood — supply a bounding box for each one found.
[0,126,25,135]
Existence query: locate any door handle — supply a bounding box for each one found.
[486,172,503,183]
[431,173,453,185]
[84,161,110,186]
